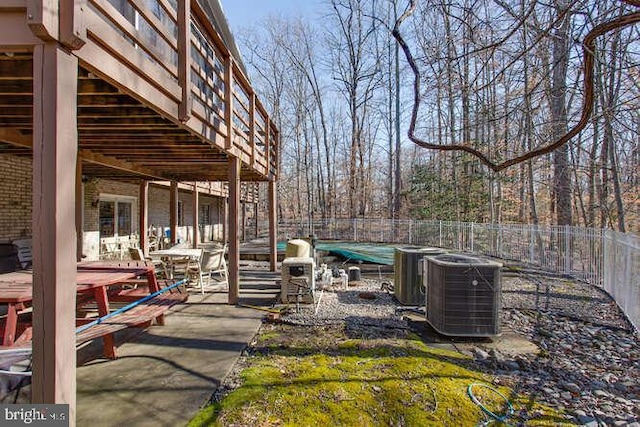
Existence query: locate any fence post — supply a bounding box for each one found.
[564,224,571,274]
[353,218,357,242]
[439,220,443,247]
[409,220,413,245]
[529,226,535,264]
[470,222,474,252]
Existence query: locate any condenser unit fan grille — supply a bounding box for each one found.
[426,254,502,337]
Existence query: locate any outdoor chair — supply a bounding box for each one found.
[0,346,32,403]
[187,247,228,294]
[11,238,32,270]
[128,247,167,278]
[100,237,121,260]
[165,248,203,286]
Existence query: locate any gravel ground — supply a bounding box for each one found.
[217,265,639,426]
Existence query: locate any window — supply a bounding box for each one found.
[99,195,136,238]
[199,204,211,225]
[99,201,115,237]
[178,201,185,226]
[118,202,132,236]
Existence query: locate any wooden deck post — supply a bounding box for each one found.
[223,195,228,244]
[32,42,78,417]
[76,158,83,262]
[218,198,225,242]
[241,201,246,242]
[254,201,259,241]
[139,180,149,255]
[170,181,178,245]
[192,182,199,248]
[268,179,278,272]
[228,157,240,304]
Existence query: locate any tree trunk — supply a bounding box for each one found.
[551,1,572,227]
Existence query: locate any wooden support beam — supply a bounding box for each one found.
[0,0,28,11]
[254,201,259,242]
[241,201,246,242]
[27,0,58,41]
[31,42,78,418]
[268,179,277,272]
[60,0,86,50]
[0,128,33,147]
[192,182,199,248]
[79,150,165,180]
[76,158,83,262]
[0,12,42,46]
[139,180,149,255]
[222,197,228,244]
[170,181,178,245]
[228,157,240,304]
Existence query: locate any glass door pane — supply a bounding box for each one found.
[117,202,132,236]
[99,201,115,237]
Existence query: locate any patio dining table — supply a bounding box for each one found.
[0,262,159,358]
[148,248,203,281]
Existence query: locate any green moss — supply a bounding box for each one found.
[406,332,423,341]
[256,331,281,343]
[188,333,569,427]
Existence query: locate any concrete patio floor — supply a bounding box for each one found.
[76,267,279,426]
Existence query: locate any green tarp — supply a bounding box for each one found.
[279,241,398,265]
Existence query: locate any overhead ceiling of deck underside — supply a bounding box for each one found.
[0,54,264,182]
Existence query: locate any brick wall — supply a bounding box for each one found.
[0,154,32,240]
[148,185,226,241]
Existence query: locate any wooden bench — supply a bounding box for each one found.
[75,291,187,358]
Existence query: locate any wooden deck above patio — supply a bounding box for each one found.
[0,0,280,413]
[0,0,278,182]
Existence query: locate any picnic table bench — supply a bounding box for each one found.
[0,262,188,359]
[75,290,187,346]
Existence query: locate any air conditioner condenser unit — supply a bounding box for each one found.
[424,254,502,337]
[394,246,447,305]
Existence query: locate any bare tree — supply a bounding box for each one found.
[550,0,572,227]
[391,0,640,172]
[327,0,384,217]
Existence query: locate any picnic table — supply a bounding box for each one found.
[0,261,183,358]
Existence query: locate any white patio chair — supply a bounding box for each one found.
[128,247,167,278]
[188,247,228,294]
[0,346,32,402]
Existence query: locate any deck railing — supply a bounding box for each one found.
[273,218,639,333]
[80,0,277,178]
